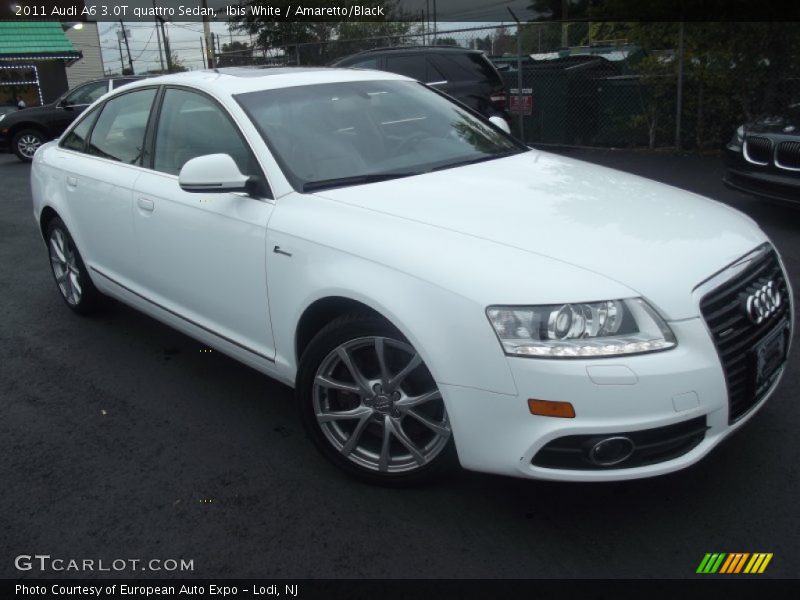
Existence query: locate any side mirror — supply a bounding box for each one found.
[489,115,511,134]
[179,154,251,194]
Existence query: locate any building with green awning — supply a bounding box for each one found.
[0,21,82,106]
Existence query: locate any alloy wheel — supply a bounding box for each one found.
[312,336,451,473]
[48,227,82,306]
[17,133,42,159]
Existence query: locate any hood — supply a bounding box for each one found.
[313,150,767,320]
[747,108,800,134]
[2,103,56,123]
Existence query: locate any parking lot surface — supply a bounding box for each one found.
[1,148,797,578]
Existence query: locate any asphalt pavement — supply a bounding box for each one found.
[1,148,797,579]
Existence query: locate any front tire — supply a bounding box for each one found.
[297,313,456,486]
[13,128,45,162]
[45,217,102,315]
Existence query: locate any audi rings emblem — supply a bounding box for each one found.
[744,280,782,325]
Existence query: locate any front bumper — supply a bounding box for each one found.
[443,317,787,482]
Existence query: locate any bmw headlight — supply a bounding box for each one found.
[486,299,676,358]
[731,124,744,147]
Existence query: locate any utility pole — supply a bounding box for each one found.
[508,7,525,142]
[561,0,569,47]
[425,0,429,43]
[201,0,214,69]
[119,20,134,74]
[433,0,437,41]
[675,21,685,149]
[157,16,172,72]
[117,38,124,75]
[153,0,164,72]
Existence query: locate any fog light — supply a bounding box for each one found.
[528,399,575,418]
[588,436,635,466]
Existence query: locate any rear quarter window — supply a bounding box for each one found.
[347,57,380,69]
[112,78,140,89]
[431,53,503,86]
[60,106,101,152]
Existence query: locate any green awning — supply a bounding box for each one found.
[0,21,81,61]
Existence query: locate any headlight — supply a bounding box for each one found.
[0,114,5,123]
[732,124,744,146]
[486,298,676,358]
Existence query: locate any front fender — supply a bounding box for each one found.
[266,231,519,397]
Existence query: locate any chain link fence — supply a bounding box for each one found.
[214,22,800,152]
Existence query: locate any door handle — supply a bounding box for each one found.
[66,176,77,187]
[137,197,155,212]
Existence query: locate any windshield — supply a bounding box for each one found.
[235,80,524,192]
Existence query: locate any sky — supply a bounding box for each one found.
[99,20,251,74]
[98,20,508,74]
[90,0,537,74]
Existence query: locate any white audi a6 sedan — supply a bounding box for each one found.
[31,68,793,485]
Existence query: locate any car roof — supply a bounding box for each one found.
[116,66,411,97]
[349,45,481,56]
[334,46,483,63]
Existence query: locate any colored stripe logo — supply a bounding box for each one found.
[697,553,773,574]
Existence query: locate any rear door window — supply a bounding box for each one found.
[385,55,427,81]
[385,55,446,83]
[86,88,156,164]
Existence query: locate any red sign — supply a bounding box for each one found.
[509,91,533,115]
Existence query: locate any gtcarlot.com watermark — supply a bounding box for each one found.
[14,554,194,573]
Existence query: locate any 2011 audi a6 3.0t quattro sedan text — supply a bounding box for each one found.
[30,68,793,485]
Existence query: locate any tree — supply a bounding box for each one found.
[528,0,591,20]
[167,50,188,73]
[588,6,800,149]
[217,41,254,67]
[331,19,417,62]
[230,0,413,65]
[435,37,458,47]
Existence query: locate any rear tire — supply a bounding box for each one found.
[297,313,457,486]
[12,128,46,162]
[45,217,103,315]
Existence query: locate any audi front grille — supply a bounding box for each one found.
[744,136,773,166]
[700,245,791,423]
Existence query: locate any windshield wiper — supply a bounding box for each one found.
[303,172,421,193]
[430,149,524,172]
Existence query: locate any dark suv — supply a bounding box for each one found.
[0,76,141,161]
[331,46,509,121]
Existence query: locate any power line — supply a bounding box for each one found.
[132,26,158,61]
